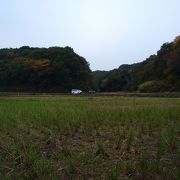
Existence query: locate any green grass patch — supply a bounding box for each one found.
[0,96,179,179]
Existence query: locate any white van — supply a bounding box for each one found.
[71,89,82,94]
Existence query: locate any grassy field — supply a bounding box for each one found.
[0,96,179,179]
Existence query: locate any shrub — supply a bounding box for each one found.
[138,80,167,92]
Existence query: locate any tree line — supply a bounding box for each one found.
[0,36,179,93]
[0,46,92,92]
[93,36,180,92]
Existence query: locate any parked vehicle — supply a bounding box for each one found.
[71,89,82,94]
[88,90,96,94]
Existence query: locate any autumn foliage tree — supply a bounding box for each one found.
[0,46,92,92]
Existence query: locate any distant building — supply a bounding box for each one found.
[71,89,82,94]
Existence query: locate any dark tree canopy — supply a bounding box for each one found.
[1,36,180,93]
[95,36,180,92]
[0,46,92,92]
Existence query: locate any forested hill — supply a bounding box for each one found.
[0,46,92,92]
[0,36,179,93]
[94,36,180,92]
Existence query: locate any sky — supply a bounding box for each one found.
[0,0,180,70]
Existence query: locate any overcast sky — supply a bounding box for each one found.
[0,0,180,70]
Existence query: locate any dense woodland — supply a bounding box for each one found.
[93,36,180,92]
[0,46,92,92]
[0,36,179,92]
